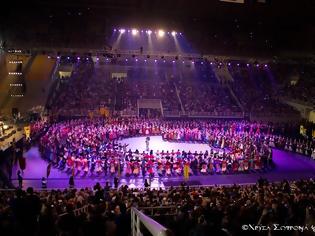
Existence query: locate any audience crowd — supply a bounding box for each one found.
[1,178,315,235]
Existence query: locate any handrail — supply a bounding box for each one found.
[131,207,168,236]
[138,206,179,217]
[58,204,90,217]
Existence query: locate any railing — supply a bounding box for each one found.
[58,204,90,217]
[120,109,138,117]
[138,206,179,217]
[186,111,244,118]
[163,110,181,117]
[131,207,169,236]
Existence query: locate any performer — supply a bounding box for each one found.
[145,137,150,152]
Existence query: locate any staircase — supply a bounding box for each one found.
[226,83,245,112]
[213,65,234,83]
[173,82,185,115]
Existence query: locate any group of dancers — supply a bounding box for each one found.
[37,118,283,177]
[49,144,270,177]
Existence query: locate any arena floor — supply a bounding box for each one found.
[11,136,315,189]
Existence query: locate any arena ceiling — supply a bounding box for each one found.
[2,0,315,55]
[5,0,314,24]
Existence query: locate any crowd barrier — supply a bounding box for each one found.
[131,207,168,236]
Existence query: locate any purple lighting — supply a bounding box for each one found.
[246,63,250,67]
[237,63,240,66]
[163,60,166,63]
[182,61,185,64]
[114,29,117,32]
[96,57,99,61]
[77,57,80,60]
[256,64,259,67]
[172,60,175,63]
[228,62,231,66]
[264,64,268,68]
[125,59,128,61]
[201,61,204,65]
[210,62,213,65]
[154,59,157,63]
[135,58,138,62]
[67,57,70,59]
[119,29,125,33]
[144,59,147,62]
[57,56,60,59]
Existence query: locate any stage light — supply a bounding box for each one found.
[114,29,117,32]
[201,62,204,65]
[57,56,60,59]
[228,62,231,66]
[192,61,195,64]
[237,63,240,66]
[158,30,165,37]
[77,57,80,60]
[154,59,157,63]
[125,59,128,61]
[119,29,126,34]
[210,62,213,65]
[172,60,175,63]
[147,30,152,35]
[163,60,166,63]
[67,57,70,59]
[144,59,147,62]
[256,64,259,67]
[182,61,185,64]
[132,29,138,35]
[264,64,268,68]
[171,31,176,36]
[135,58,138,62]
[96,57,99,61]
[246,63,250,67]
[47,56,50,59]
